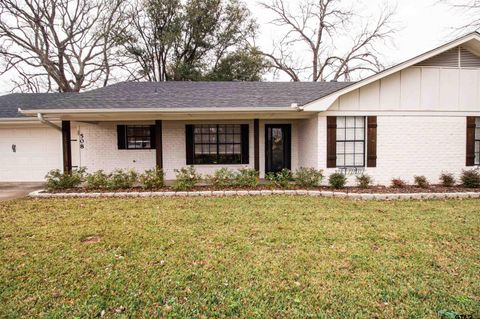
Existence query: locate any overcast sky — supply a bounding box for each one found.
[0,0,471,93]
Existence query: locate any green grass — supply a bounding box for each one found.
[0,197,479,318]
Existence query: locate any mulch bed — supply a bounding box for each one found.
[46,185,480,194]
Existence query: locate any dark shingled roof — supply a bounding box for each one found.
[0,93,67,118]
[23,81,353,111]
[0,81,353,118]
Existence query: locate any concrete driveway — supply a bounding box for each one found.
[0,183,44,201]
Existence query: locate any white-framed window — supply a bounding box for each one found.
[336,116,365,167]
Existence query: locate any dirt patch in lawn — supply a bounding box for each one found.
[80,235,101,244]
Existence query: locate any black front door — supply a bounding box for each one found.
[265,124,291,173]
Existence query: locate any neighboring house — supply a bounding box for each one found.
[1,32,480,184]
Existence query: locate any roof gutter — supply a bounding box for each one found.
[18,106,305,116]
[35,111,62,131]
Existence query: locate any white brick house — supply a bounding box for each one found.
[1,32,480,185]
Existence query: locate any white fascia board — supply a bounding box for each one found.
[303,32,480,111]
[19,107,300,116]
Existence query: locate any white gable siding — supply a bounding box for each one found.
[333,66,480,112]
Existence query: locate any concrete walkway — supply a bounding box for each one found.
[0,183,44,201]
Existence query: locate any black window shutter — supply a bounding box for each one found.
[367,116,377,167]
[150,125,156,149]
[241,124,249,164]
[466,117,476,166]
[117,125,126,149]
[185,125,194,165]
[326,117,337,168]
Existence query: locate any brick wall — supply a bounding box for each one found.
[319,115,468,185]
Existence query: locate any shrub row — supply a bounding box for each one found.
[390,170,480,189]
[45,167,480,191]
[45,167,164,191]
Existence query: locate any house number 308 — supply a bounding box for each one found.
[79,134,85,149]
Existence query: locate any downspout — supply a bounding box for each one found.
[36,112,62,131]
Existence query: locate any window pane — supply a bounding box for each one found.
[209,134,217,143]
[234,134,241,143]
[476,128,480,139]
[354,155,364,166]
[336,156,344,167]
[345,117,355,128]
[336,142,344,153]
[344,142,354,153]
[226,135,234,143]
[355,142,364,153]
[337,117,346,128]
[355,117,365,127]
[345,128,355,140]
[336,128,345,140]
[344,154,354,166]
[233,144,241,154]
[234,125,241,134]
[355,128,364,140]
[195,145,202,154]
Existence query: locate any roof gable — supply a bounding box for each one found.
[303,32,480,111]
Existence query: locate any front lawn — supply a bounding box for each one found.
[0,197,479,318]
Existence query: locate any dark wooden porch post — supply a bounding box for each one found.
[62,120,72,174]
[254,119,259,173]
[155,120,163,168]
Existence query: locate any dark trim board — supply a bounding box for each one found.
[254,119,259,173]
[62,120,72,174]
[155,120,163,168]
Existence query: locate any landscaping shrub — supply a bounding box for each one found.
[172,166,201,191]
[439,172,456,187]
[391,178,407,188]
[207,168,236,188]
[234,167,259,188]
[107,169,138,190]
[85,170,109,189]
[460,169,480,188]
[355,173,372,188]
[140,167,165,189]
[45,168,85,190]
[266,168,293,188]
[329,172,347,189]
[414,175,429,188]
[294,167,324,187]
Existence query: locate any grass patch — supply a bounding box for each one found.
[0,197,479,318]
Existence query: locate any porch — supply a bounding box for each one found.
[61,113,319,179]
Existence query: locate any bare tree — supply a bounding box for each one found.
[441,0,480,32]
[260,0,396,81]
[0,0,131,92]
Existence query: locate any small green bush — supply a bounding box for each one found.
[85,170,109,189]
[329,172,347,189]
[414,175,429,188]
[355,173,372,188]
[172,166,201,191]
[207,168,236,188]
[460,169,480,188]
[439,172,456,187]
[140,167,165,189]
[391,178,407,188]
[234,167,259,188]
[266,169,293,188]
[107,169,138,190]
[294,167,324,188]
[45,168,85,190]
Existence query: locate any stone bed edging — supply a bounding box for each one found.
[28,189,480,200]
